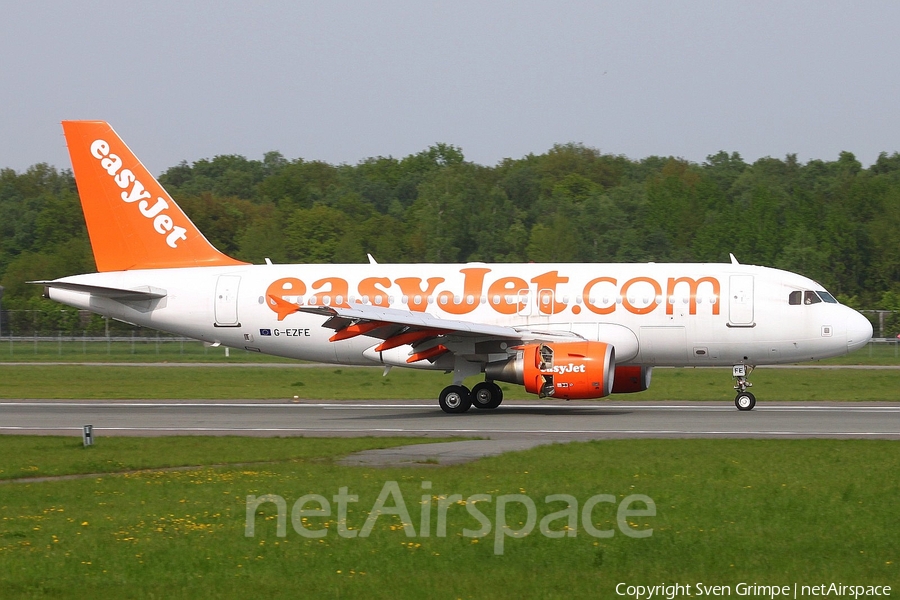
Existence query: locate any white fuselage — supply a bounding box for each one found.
[47,262,872,369]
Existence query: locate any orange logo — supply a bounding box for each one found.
[264,269,720,321]
[90,139,188,248]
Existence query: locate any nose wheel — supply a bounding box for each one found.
[733,364,756,411]
[734,391,756,411]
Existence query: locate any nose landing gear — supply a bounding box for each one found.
[733,364,756,411]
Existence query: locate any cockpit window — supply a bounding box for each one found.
[804,291,822,305]
[790,289,837,305]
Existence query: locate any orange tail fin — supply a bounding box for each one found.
[62,120,248,272]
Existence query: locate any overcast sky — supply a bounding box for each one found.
[2,1,899,175]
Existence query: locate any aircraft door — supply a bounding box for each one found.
[518,286,553,325]
[537,288,555,315]
[516,288,532,318]
[215,275,241,326]
[532,287,555,325]
[728,275,754,326]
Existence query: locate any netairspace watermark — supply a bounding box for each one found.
[245,480,655,555]
[616,582,892,600]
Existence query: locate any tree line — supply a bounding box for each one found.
[1,143,898,334]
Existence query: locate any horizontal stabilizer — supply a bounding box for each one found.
[31,280,167,301]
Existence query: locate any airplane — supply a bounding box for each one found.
[36,121,874,413]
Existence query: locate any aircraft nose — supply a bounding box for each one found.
[846,309,873,353]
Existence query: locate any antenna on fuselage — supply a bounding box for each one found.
[729,253,740,265]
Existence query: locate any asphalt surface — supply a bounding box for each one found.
[2,400,899,440]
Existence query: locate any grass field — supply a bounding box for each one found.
[0,436,897,598]
[0,363,897,401]
[0,337,299,363]
[0,436,456,482]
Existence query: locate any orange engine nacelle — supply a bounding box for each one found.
[485,341,615,400]
[611,365,653,394]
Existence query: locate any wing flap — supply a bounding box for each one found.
[270,296,585,362]
[296,303,521,339]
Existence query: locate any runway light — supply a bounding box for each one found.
[83,425,94,447]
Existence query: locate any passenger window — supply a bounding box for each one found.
[804,291,822,305]
[789,291,802,305]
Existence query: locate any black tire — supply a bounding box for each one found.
[734,391,756,411]
[439,385,472,414]
[471,381,503,410]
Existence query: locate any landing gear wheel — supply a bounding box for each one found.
[732,363,756,411]
[439,385,472,414]
[471,381,503,410]
[735,391,756,411]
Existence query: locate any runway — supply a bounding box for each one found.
[1,400,899,440]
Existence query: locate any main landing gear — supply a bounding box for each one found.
[471,381,503,410]
[438,381,504,414]
[732,364,756,411]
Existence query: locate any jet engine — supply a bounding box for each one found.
[485,341,615,399]
[611,365,653,393]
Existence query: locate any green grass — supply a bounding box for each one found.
[817,342,900,365]
[0,436,458,482]
[0,364,897,401]
[0,437,897,598]
[0,338,298,363]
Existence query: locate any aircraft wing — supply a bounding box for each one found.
[298,303,520,338]
[32,280,167,301]
[268,294,580,363]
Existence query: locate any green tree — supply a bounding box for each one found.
[282,204,355,263]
